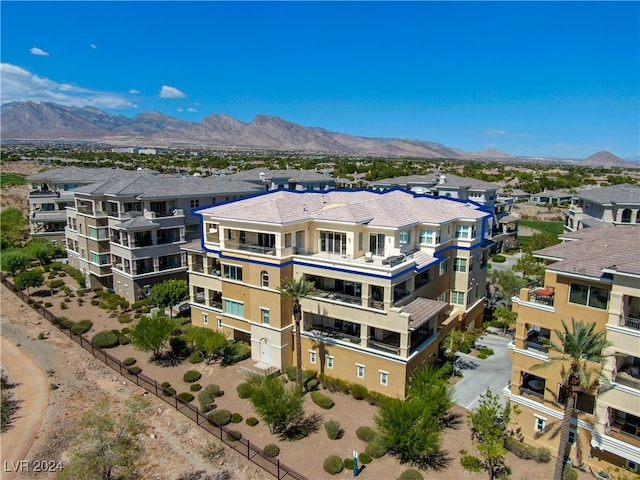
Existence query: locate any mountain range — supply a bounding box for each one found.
[0,101,634,166]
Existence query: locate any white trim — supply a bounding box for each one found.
[379,370,389,386]
[326,355,334,369]
[356,363,365,378]
[309,350,317,364]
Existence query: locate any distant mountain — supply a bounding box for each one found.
[579,151,634,168]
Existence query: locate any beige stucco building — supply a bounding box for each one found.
[184,189,492,397]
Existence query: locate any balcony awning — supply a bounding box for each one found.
[115,216,160,231]
[402,297,450,330]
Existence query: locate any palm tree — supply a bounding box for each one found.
[533,318,610,480]
[279,277,316,389]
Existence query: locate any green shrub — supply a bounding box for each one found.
[118,314,132,324]
[48,279,64,289]
[477,347,495,359]
[91,330,120,348]
[208,409,232,426]
[351,383,368,400]
[190,383,202,392]
[123,357,137,366]
[121,327,131,334]
[178,392,194,403]
[236,382,252,399]
[162,386,176,397]
[505,438,551,463]
[398,469,424,480]
[358,452,372,464]
[189,351,204,363]
[161,381,171,389]
[491,254,506,263]
[323,455,344,475]
[226,430,242,442]
[263,444,280,458]
[344,458,354,470]
[562,465,579,480]
[365,437,388,458]
[246,417,259,426]
[198,384,223,412]
[311,390,335,409]
[60,301,68,310]
[70,319,93,334]
[356,426,377,442]
[44,302,52,308]
[221,341,251,365]
[131,298,152,311]
[117,332,131,345]
[285,365,297,381]
[324,420,342,440]
[127,366,142,375]
[231,413,243,423]
[183,370,202,383]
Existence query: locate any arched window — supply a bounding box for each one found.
[621,208,632,223]
[261,270,269,288]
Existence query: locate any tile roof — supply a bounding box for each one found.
[577,184,640,205]
[535,225,640,278]
[371,172,499,190]
[196,189,490,227]
[225,168,335,183]
[402,297,450,329]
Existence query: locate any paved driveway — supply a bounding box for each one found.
[489,251,522,272]
[451,333,513,410]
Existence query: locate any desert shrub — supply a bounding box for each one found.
[230,413,243,423]
[91,330,120,348]
[491,254,506,263]
[324,420,342,440]
[38,332,47,340]
[60,302,68,310]
[183,370,202,383]
[358,452,372,464]
[118,314,132,324]
[70,319,93,334]
[562,465,578,480]
[162,386,176,397]
[208,409,232,426]
[127,366,142,375]
[365,437,388,458]
[323,455,344,475]
[477,347,495,359]
[123,357,137,366]
[117,332,131,345]
[505,438,551,463]
[190,383,202,392]
[344,458,354,470]
[351,383,368,400]
[285,365,297,381]
[48,279,64,289]
[263,444,280,457]
[246,417,259,426]
[220,341,251,365]
[121,327,131,334]
[198,384,223,412]
[91,299,99,306]
[356,426,377,442]
[398,469,424,480]
[162,381,172,389]
[44,302,52,308]
[226,430,242,442]
[311,390,334,409]
[189,351,204,364]
[64,297,71,302]
[131,298,152,311]
[236,382,252,399]
[178,392,195,403]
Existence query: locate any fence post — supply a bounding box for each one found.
[154,380,158,397]
[119,362,123,376]
[277,459,280,479]
[247,439,250,458]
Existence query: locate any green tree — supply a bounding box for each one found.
[278,277,316,389]
[1,250,29,275]
[442,329,483,375]
[244,373,305,436]
[58,396,149,480]
[533,319,610,480]
[0,208,29,248]
[463,388,510,480]
[33,240,58,266]
[486,269,528,310]
[13,269,44,295]
[149,279,189,318]
[184,326,226,365]
[491,307,518,335]
[526,232,561,252]
[513,252,544,284]
[128,311,175,357]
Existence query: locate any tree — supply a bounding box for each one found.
[278,277,316,389]
[149,279,189,318]
[486,269,528,311]
[513,252,544,284]
[33,240,58,266]
[128,311,175,357]
[58,396,149,480]
[13,269,44,295]
[1,250,29,276]
[442,328,483,375]
[0,208,29,248]
[491,307,518,335]
[244,373,305,436]
[533,319,610,480]
[184,326,226,364]
[463,388,510,480]
[526,232,560,252]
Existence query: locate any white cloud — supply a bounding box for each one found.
[176,107,184,112]
[0,63,137,109]
[484,128,530,138]
[160,85,186,99]
[89,44,97,49]
[30,47,49,56]
[129,89,140,94]
[187,108,197,112]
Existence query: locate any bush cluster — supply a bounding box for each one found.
[208,409,232,426]
[226,430,242,442]
[505,438,551,463]
[91,330,120,348]
[323,455,344,475]
[190,383,202,392]
[69,319,93,334]
[263,444,280,457]
[310,390,334,409]
[324,420,342,440]
[356,426,377,442]
[189,351,204,364]
[48,279,65,289]
[491,254,507,263]
[127,366,142,375]
[365,436,388,459]
[183,370,202,383]
[198,384,223,413]
[320,374,388,406]
[123,357,137,366]
[178,392,194,403]
[358,452,372,464]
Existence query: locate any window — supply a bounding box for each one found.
[261,308,270,325]
[202,313,208,325]
[88,226,108,240]
[439,258,449,276]
[369,233,385,256]
[451,291,465,305]
[419,228,440,245]
[261,270,269,287]
[191,199,200,208]
[454,257,467,272]
[90,252,110,265]
[309,351,317,364]
[223,264,243,282]
[326,355,334,369]
[356,364,365,379]
[399,230,411,246]
[455,224,476,240]
[379,371,389,386]
[436,292,447,302]
[358,232,363,251]
[224,299,244,318]
[626,459,638,473]
[320,231,346,255]
[534,415,547,432]
[217,317,222,328]
[568,429,576,445]
[569,283,609,310]
[124,284,129,295]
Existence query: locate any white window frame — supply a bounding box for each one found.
[568,429,576,445]
[223,264,243,282]
[454,257,467,272]
[309,350,317,364]
[261,308,270,325]
[451,291,465,305]
[379,370,389,386]
[261,270,269,288]
[534,414,547,432]
[626,459,638,473]
[217,317,223,328]
[419,228,440,245]
[356,363,365,379]
[399,229,411,246]
[202,313,208,325]
[326,355,334,369]
[439,258,449,276]
[224,299,244,318]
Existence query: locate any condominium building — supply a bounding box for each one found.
[62,170,260,302]
[563,184,640,232]
[224,168,336,191]
[507,225,640,474]
[184,189,491,397]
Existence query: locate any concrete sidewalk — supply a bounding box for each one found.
[451,333,513,410]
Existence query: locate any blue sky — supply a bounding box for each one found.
[1,1,638,159]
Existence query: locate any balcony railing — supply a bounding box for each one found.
[307,326,361,344]
[622,316,640,330]
[368,299,385,310]
[209,299,222,310]
[367,338,400,355]
[529,288,555,306]
[519,386,545,402]
[313,290,362,306]
[614,371,640,390]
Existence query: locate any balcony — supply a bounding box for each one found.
[368,299,385,310]
[367,337,400,355]
[609,412,640,447]
[519,373,545,402]
[525,327,550,353]
[313,290,362,306]
[530,288,555,307]
[621,316,640,331]
[307,324,362,344]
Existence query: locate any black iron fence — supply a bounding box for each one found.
[1,275,307,480]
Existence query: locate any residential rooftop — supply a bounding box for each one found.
[223,167,334,183]
[575,184,640,205]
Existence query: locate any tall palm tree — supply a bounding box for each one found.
[279,277,316,389]
[533,318,610,480]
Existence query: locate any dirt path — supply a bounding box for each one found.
[0,336,50,480]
